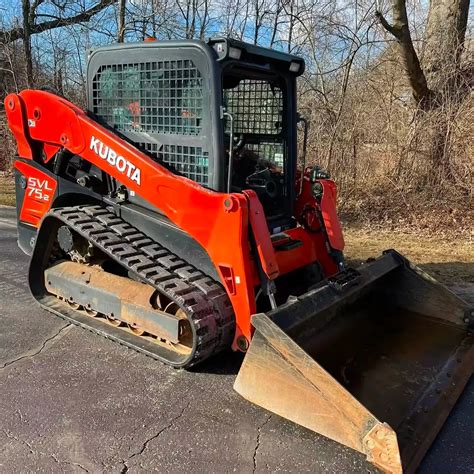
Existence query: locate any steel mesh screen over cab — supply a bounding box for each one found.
[139,142,209,184]
[223,80,285,169]
[223,80,283,135]
[91,60,209,185]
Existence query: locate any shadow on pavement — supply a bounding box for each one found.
[191,349,244,375]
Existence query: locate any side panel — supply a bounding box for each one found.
[14,158,106,254]
[15,160,57,227]
[15,168,36,255]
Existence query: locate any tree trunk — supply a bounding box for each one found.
[422,0,469,173]
[118,0,126,42]
[22,0,34,87]
[422,0,470,93]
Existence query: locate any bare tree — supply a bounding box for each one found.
[376,0,471,181]
[0,0,471,214]
[198,0,210,39]
[376,1,430,105]
[0,0,117,45]
[376,0,470,106]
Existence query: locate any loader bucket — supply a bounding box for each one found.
[235,250,473,473]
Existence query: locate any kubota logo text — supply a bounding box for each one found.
[90,136,141,185]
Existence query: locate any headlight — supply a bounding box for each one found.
[228,47,242,60]
[289,61,301,73]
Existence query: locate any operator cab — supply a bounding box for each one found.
[212,38,304,230]
[87,38,304,233]
[222,65,287,221]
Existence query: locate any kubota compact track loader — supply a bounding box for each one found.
[4,38,473,473]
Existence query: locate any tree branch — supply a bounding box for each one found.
[375,11,397,38]
[0,0,116,44]
[376,0,431,105]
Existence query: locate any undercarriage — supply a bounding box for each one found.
[30,205,235,368]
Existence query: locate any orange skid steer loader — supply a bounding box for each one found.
[5,38,473,473]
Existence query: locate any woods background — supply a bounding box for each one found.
[0,0,472,232]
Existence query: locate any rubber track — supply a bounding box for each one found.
[47,205,235,368]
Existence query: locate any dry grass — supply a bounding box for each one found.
[338,182,473,240]
[344,227,473,285]
[0,172,471,288]
[0,174,15,206]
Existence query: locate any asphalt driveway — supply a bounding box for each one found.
[0,206,472,473]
